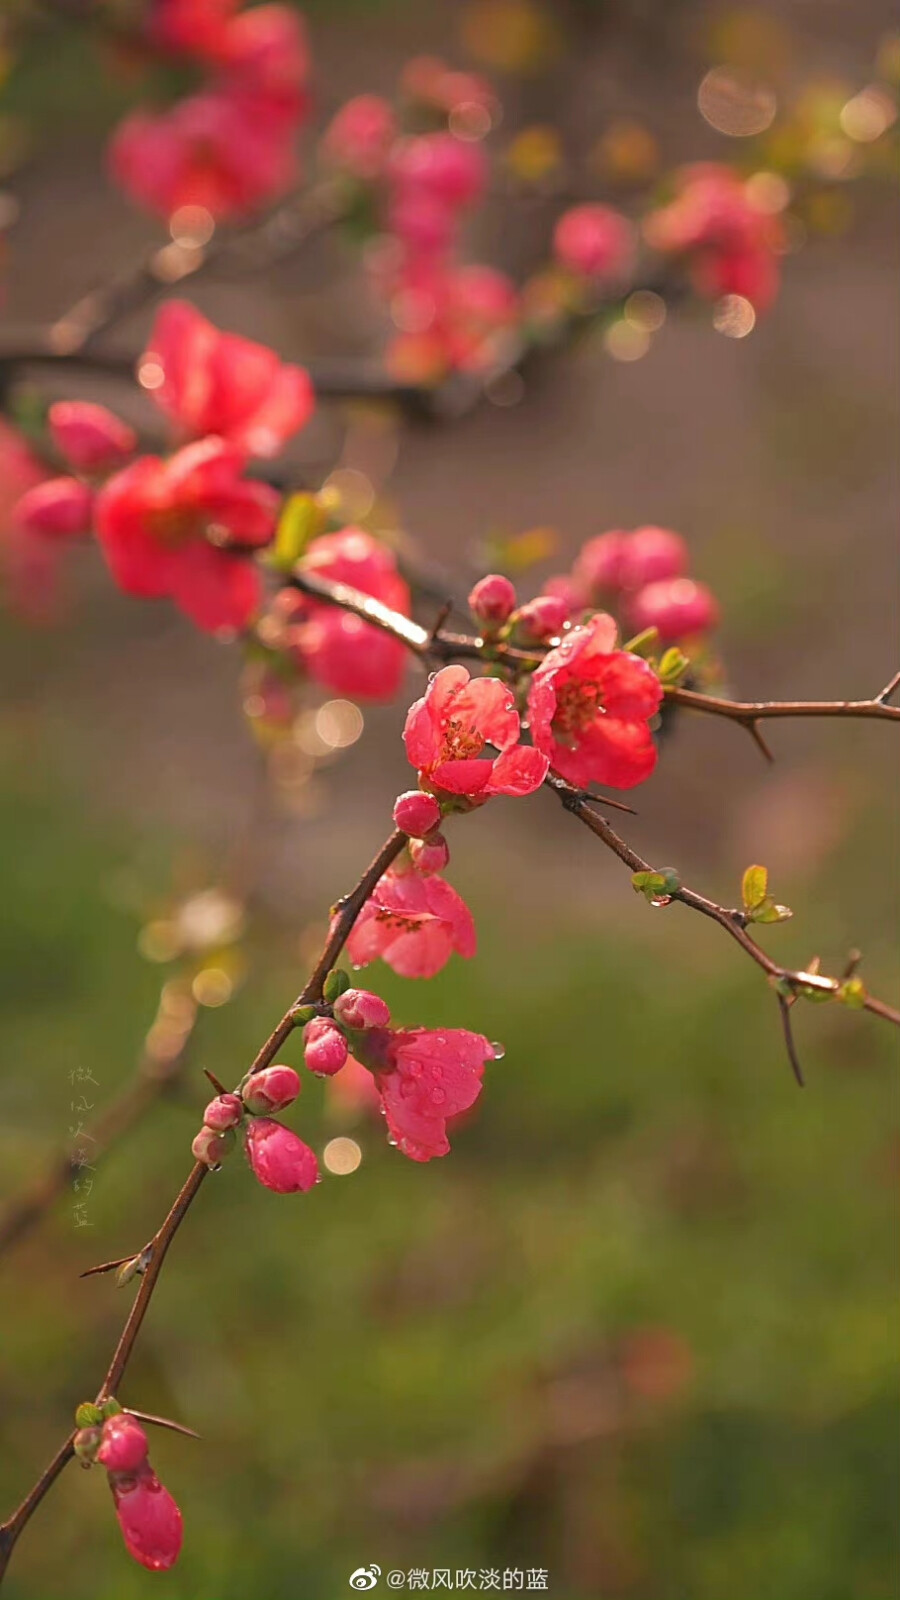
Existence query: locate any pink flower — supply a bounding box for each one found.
[96,1414,149,1474]
[389,132,487,210]
[553,204,636,283]
[392,789,443,838]
[444,265,519,372]
[281,528,411,701]
[241,1064,301,1114]
[12,477,93,540]
[528,612,662,789]
[95,437,278,633]
[202,1091,245,1130]
[217,5,310,127]
[109,91,296,222]
[48,402,136,476]
[644,164,782,311]
[377,1028,497,1162]
[574,526,688,599]
[401,56,495,120]
[404,664,548,800]
[303,1018,349,1077]
[346,864,476,980]
[512,594,569,643]
[468,573,517,628]
[321,94,397,181]
[143,301,314,459]
[573,530,631,598]
[149,0,237,60]
[0,421,60,623]
[332,988,392,1031]
[244,1118,319,1192]
[109,1463,183,1571]
[627,578,719,641]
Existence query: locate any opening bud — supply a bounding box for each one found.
[303,1018,349,1077]
[97,1413,149,1474]
[191,1125,236,1169]
[241,1063,301,1114]
[511,594,569,644]
[202,1092,244,1131]
[333,988,391,1031]
[408,833,450,875]
[468,573,517,629]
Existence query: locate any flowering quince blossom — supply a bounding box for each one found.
[95,436,278,633]
[357,1027,498,1162]
[48,401,136,476]
[88,1412,183,1571]
[12,477,94,541]
[277,528,412,700]
[142,301,314,460]
[645,163,783,312]
[244,1118,320,1192]
[346,861,476,980]
[404,664,548,800]
[321,94,397,181]
[149,0,237,60]
[553,203,636,284]
[628,577,720,642]
[575,526,688,599]
[528,612,663,790]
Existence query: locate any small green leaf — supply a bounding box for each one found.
[323,968,351,1003]
[75,1402,103,1429]
[290,1003,317,1027]
[623,627,659,659]
[838,977,867,1010]
[631,868,680,902]
[267,494,326,573]
[741,864,769,911]
[100,1397,123,1419]
[752,901,793,924]
[658,646,689,685]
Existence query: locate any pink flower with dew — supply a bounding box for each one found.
[303,1018,349,1077]
[241,1064,301,1114]
[143,301,313,460]
[109,1463,183,1572]
[245,1118,319,1192]
[528,612,662,790]
[202,1092,244,1130]
[378,1028,497,1162]
[48,402,136,476]
[404,664,548,800]
[346,864,475,980]
[333,989,392,1031]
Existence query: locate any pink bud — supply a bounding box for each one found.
[408,833,450,875]
[333,988,391,1031]
[468,573,517,628]
[513,594,569,643]
[97,1414,149,1474]
[12,477,93,540]
[48,401,136,475]
[241,1063,301,1114]
[392,789,442,838]
[245,1118,319,1193]
[110,1463,183,1571]
[627,578,720,642]
[202,1092,244,1131]
[303,1018,349,1077]
[573,530,631,598]
[620,526,688,589]
[191,1125,236,1168]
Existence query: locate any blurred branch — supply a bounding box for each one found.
[0,981,199,1259]
[0,827,405,1585]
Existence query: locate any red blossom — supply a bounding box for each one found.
[377,1027,497,1162]
[404,664,548,800]
[96,1415,149,1475]
[321,94,397,181]
[143,301,314,460]
[528,612,662,790]
[627,577,719,641]
[48,401,136,476]
[244,1118,319,1192]
[346,863,476,980]
[95,437,278,633]
[279,528,412,701]
[645,163,782,312]
[109,1464,183,1571]
[553,203,636,283]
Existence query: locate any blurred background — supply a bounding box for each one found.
[0,2,898,1597]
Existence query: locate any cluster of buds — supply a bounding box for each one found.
[191,1062,319,1194]
[468,572,570,647]
[73,1400,182,1572]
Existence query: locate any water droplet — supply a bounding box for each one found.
[387,1134,398,1147]
[430,1088,446,1106]
[649,895,672,908]
[432,1065,443,1079]
[490,1041,506,1059]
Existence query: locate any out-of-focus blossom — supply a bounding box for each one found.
[12,477,93,541]
[553,203,636,283]
[48,401,136,476]
[321,95,397,181]
[277,528,411,701]
[627,577,720,642]
[142,301,314,459]
[95,437,278,633]
[645,163,783,311]
[528,612,662,789]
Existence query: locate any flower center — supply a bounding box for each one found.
[440,716,485,762]
[551,676,605,744]
[147,505,201,547]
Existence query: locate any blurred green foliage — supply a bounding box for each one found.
[0,725,896,1600]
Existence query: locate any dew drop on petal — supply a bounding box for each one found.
[490,1041,506,1059]
[431,1088,446,1106]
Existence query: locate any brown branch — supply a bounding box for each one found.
[0,982,199,1259]
[665,683,900,732]
[0,827,405,1585]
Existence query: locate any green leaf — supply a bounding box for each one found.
[323,968,351,1003]
[267,494,326,573]
[623,627,659,659]
[100,1397,123,1419]
[290,1003,317,1027]
[631,867,680,902]
[658,646,689,685]
[752,901,793,924]
[741,864,769,911]
[838,977,867,1009]
[75,1402,103,1429]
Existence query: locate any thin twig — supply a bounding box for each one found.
[665,683,900,730]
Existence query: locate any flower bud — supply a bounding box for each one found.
[74,1426,103,1464]
[333,988,391,1031]
[621,526,687,589]
[512,594,569,644]
[627,578,719,642]
[191,1125,236,1169]
[303,1018,349,1077]
[48,401,136,475]
[110,1462,183,1571]
[408,833,450,875]
[468,572,517,628]
[202,1092,244,1131]
[12,477,93,540]
[96,1414,149,1474]
[244,1118,320,1193]
[241,1063,301,1114]
[392,789,442,838]
[573,530,630,597]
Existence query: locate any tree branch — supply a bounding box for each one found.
[0,827,405,1585]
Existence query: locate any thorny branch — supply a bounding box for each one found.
[0,828,405,1584]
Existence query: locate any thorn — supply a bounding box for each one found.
[430,599,453,641]
[746,718,775,763]
[125,1409,200,1440]
[876,668,900,703]
[590,792,637,816]
[203,1069,228,1095]
[777,993,805,1087]
[80,1254,138,1280]
[842,948,862,980]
